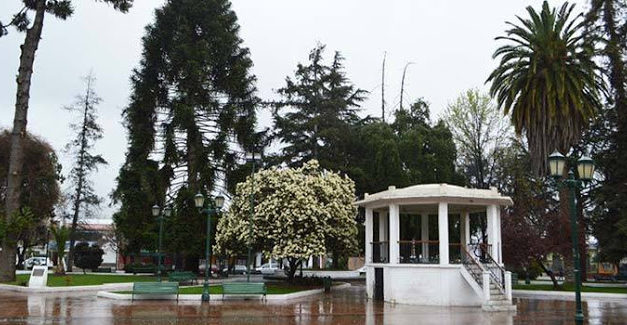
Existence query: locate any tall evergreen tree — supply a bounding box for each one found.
[273,44,367,171]
[585,0,627,264]
[0,0,133,283]
[349,99,464,197]
[64,73,108,272]
[113,0,258,270]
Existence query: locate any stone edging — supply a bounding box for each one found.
[0,282,134,293]
[97,283,351,301]
[513,289,627,301]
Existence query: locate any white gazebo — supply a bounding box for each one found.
[356,183,516,311]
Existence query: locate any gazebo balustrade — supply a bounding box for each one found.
[397,241,469,264]
[398,240,439,264]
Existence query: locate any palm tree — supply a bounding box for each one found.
[487,1,605,176]
[50,225,70,275]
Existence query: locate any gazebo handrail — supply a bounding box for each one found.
[397,239,440,244]
[461,245,486,273]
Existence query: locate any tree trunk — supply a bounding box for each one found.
[16,246,25,270]
[536,257,560,289]
[559,175,575,284]
[0,0,46,282]
[286,258,301,282]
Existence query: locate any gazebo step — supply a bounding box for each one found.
[482,303,517,312]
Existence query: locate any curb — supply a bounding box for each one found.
[97,283,351,301]
[513,290,627,301]
[0,282,133,293]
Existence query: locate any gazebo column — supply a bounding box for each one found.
[365,208,373,263]
[438,202,449,265]
[389,204,400,264]
[486,205,500,260]
[460,210,469,259]
[463,211,470,245]
[421,213,429,262]
[496,206,502,264]
[379,210,388,262]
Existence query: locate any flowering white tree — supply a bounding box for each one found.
[216,160,358,280]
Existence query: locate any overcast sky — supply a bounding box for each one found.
[0,0,588,222]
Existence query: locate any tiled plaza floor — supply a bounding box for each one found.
[0,284,625,324]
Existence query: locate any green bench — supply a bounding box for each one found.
[127,265,156,274]
[222,282,267,300]
[168,271,197,285]
[132,282,179,302]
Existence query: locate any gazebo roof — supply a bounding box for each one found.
[354,183,513,207]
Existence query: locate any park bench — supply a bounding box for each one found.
[127,265,156,274]
[168,271,197,285]
[132,282,179,302]
[222,282,266,300]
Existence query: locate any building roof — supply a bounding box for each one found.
[354,183,513,207]
[80,224,113,232]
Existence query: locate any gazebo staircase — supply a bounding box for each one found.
[460,245,516,312]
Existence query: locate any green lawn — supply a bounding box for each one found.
[513,283,627,294]
[116,283,320,295]
[2,274,157,287]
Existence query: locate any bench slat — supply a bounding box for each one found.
[222,283,266,296]
[132,282,179,301]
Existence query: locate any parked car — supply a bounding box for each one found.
[256,262,280,275]
[223,265,248,275]
[198,261,219,275]
[23,257,52,270]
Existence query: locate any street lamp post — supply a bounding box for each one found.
[152,204,172,282]
[195,193,225,302]
[548,151,595,324]
[245,151,257,283]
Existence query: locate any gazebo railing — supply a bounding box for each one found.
[448,243,464,264]
[462,243,505,294]
[482,248,506,293]
[467,243,493,264]
[370,241,389,263]
[398,240,439,264]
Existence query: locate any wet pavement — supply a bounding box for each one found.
[0,284,626,324]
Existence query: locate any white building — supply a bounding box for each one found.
[356,183,516,311]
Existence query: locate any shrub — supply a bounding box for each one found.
[73,242,104,273]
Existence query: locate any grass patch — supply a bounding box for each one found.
[115,283,321,295]
[513,283,627,294]
[2,274,157,287]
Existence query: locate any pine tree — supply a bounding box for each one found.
[113,0,258,270]
[64,73,108,272]
[585,0,627,264]
[273,44,367,171]
[0,0,133,283]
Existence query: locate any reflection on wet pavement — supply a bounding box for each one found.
[0,284,625,324]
